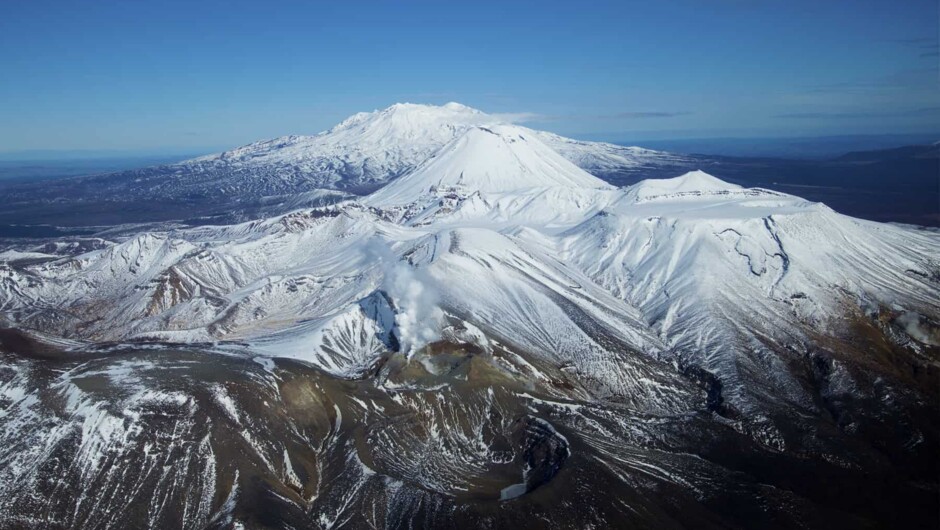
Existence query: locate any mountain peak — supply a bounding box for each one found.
[627,170,743,202]
[442,101,475,111]
[324,102,493,138]
[357,101,485,120]
[366,124,613,206]
[666,169,740,190]
[384,101,480,112]
[178,102,691,201]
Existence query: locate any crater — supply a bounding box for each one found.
[355,389,568,501]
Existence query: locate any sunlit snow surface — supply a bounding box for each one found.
[0,104,938,528]
[0,103,691,229]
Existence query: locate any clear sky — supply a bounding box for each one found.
[0,0,937,153]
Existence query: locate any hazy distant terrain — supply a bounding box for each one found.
[609,133,940,159]
[0,154,200,183]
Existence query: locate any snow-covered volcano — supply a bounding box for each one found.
[2,102,937,398]
[2,154,936,399]
[367,124,613,206]
[1,103,938,528]
[0,103,692,227]
[184,102,679,194]
[188,102,500,191]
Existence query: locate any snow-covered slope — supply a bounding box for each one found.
[187,102,499,192]
[0,103,691,227]
[532,129,692,178]
[1,103,938,432]
[2,114,939,527]
[366,124,612,206]
[2,161,937,409]
[182,102,683,195]
[555,172,939,410]
[624,169,742,200]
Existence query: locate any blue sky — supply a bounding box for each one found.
[0,0,937,153]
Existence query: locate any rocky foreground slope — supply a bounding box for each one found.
[0,105,938,529]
